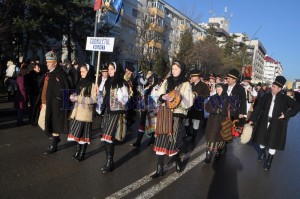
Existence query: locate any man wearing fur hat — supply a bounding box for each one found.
[42,51,70,154]
[184,69,210,142]
[249,76,300,170]
[241,76,257,117]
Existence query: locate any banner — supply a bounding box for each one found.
[86,37,115,52]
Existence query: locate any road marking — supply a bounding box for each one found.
[135,152,206,199]
[105,143,206,199]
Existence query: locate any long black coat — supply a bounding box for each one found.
[188,81,210,120]
[45,66,70,136]
[223,83,247,119]
[250,92,300,150]
[205,94,229,142]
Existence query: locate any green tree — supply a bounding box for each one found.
[152,50,169,78]
[176,29,193,65]
[0,0,94,61]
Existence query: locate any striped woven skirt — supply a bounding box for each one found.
[206,141,225,152]
[153,117,182,157]
[67,119,92,144]
[101,112,124,143]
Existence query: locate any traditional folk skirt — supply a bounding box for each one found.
[153,117,182,157]
[67,119,92,144]
[145,111,157,135]
[206,141,225,152]
[101,112,126,143]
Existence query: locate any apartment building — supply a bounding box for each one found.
[98,0,206,70]
[263,55,283,83]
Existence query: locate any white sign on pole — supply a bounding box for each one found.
[86,37,115,52]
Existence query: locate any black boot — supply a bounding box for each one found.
[150,163,164,178]
[190,129,198,143]
[44,136,61,154]
[183,126,191,139]
[222,142,228,154]
[264,154,274,171]
[204,150,212,164]
[147,132,155,146]
[257,148,266,162]
[102,145,114,174]
[214,149,222,160]
[131,131,144,147]
[77,144,87,162]
[72,144,82,159]
[173,154,182,173]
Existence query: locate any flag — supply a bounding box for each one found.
[112,0,123,24]
[94,0,102,11]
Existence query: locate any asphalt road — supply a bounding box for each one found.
[1,97,300,199]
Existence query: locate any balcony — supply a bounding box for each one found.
[149,7,165,18]
[149,23,164,33]
[178,24,188,31]
[147,40,162,49]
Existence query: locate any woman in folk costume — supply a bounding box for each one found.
[68,64,97,161]
[100,62,129,174]
[131,72,158,147]
[204,84,229,163]
[151,61,194,178]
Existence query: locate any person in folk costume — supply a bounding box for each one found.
[249,76,300,170]
[241,76,257,118]
[209,73,217,96]
[151,61,194,178]
[95,65,108,116]
[204,83,229,163]
[183,69,210,142]
[124,65,138,127]
[131,72,158,147]
[222,69,247,151]
[43,51,70,154]
[67,64,97,161]
[14,64,29,126]
[100,62,129,174]
[136,70,148,96]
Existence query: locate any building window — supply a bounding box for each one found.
[132,8,138,18]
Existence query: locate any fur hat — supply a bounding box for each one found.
[45,51,58,61]
[240,123,253,144]
[7,61,14,67]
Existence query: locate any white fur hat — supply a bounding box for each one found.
[7,61,13,67]
[240,123,253,144]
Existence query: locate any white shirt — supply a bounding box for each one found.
[99,77,107,92]
[268,94,276,118]
[227,83,236,96]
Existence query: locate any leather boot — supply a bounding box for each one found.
[190,129,198,143]
[102,145,114,174]
[147,132,155,146]
[173,154,182,173]
[150,164,164,178]
[183,126,191,139]
[257,148,266,162]
[214,149,222,160]
[131,131,144,147]
[101,146,109,171]
[264,154,274,171]
[77,144,87,162]
[72,144,82,159]
[204,150,212,164]
[44,136,61,154]
[222,142,228,154]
